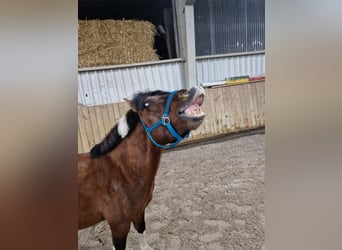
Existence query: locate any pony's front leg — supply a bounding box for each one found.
[133,210,153,250]
[109,223,130,250]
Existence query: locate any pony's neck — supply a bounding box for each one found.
[120,123,163,184]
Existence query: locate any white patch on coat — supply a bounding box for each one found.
[139,231,153,250]
[117,115,129,138]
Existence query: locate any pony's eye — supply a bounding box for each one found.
[181,91,189,97]
[143,102,150,108]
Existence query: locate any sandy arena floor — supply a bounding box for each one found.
[78,130,265,250]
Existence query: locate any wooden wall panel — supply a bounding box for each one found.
[78,81,265,153]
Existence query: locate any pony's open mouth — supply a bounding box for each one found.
[178,87,205,120]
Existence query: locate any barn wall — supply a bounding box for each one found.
[78,52,265,106]
[78,81,265,153]
[196,52,265,84]
[78,59,185,106]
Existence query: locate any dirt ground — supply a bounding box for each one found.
[78,130,265,250]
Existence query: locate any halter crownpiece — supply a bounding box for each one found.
[139,90,190,149]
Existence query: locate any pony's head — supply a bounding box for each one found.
[129,87,205,148]
[90,87,205,158]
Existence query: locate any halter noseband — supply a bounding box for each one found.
[139,90,190,149]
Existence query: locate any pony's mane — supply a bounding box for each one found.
[90,109,139,158]
[90,90,170,158]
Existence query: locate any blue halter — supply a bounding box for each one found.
[139,90,190,149]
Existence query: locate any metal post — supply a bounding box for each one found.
[184,2,197,88]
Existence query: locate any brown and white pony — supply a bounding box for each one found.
[78,87,205,249]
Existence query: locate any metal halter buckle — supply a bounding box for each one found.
[162,116,170,125]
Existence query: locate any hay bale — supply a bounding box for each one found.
[78,19,159,68]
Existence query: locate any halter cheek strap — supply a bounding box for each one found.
[139,90,190,149]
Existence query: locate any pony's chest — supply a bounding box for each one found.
[127,181,154,214]
[127,181,154,204]
[129,183,154,217]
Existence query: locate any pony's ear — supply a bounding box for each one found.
[124,98,137,112]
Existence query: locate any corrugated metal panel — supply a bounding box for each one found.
[78,60,185,106]
[194,0,265,56]
[196,52,265,84]
[78,53,265,106]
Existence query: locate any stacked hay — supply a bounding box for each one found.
[78,19,159,68]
